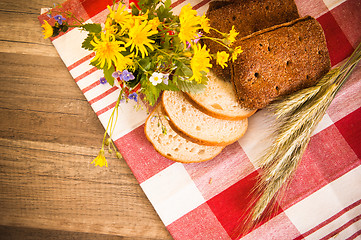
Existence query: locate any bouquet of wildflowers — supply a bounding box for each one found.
[41,0,242,166]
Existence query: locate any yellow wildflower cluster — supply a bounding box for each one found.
[91,149,108,167]
[90,4,159,71]
[190,44,212,82]
[41,0,245,167]
[41,20,53,39]
[179,4,210,45]
[91,32,126,69]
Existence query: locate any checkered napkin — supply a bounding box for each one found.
[39,0,361,239]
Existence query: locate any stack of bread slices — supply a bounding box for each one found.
[145,72,256,163]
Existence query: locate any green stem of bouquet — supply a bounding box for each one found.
[101,92,123,155]
[201,36,231,50]
[209,27,226,36]
[134,60,150,74]
[153,45,181,59]
[66,25,83,28]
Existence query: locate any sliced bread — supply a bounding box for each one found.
[162,91,248,146]
[185,71,257,120]
[144,104,224,163]
[204,0,300,81]
[231,16,331,109]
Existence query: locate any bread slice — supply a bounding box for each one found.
[162,91,248,146]
[185,71,256,120]
[231,16,331,109]
[145,104,224,163]
[204,0,300,81]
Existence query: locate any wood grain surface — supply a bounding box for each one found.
[0,1,172,239]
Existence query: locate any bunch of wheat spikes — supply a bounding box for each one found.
[245,42,361,230]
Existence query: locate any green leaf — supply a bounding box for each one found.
[175,79,206,94]
[172,36,182,52]
[164,0,171,8]
[163,34,171,49]
[171,61,208,93]
[173,63,208,94]
[131,3,140,15]
[199,71,209,84]
[138,0,160,13]
[157,81,179,91]
[82,33,95,51]
[140,74,161,106]
[156,0,173,21]
[175,61,193,78]
[138,58,152,71]
[125,77,140,88]
[103,65,115,86]
[82,23,101,33]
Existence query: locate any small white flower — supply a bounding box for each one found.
[149,72,164,86]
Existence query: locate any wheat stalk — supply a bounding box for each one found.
[247,42,361,228]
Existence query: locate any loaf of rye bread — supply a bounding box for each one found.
[231,16,331,109]
[204,0,300,80]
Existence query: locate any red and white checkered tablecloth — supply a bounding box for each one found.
[39,0,361,239]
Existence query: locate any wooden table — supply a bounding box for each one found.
[0,1,172,239]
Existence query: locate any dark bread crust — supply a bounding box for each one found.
[204,0,300,81]
[207,1,233,12]
[231,16,331,109]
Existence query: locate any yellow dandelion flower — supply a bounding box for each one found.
[190,44,212,83]
[41,20,53,39]
[227,26,239,44]
[200,15,210,33]
[149,17,160,31]
[107,4,131,26]
[183,51,192,58]
[231,46,243,62]
[179,4,204,46]
[179,4,197,21]
[135,10,149,21]
[91,149,108,167]
[104,18,118,35]
[91,32,125,69]
[126,11,149,29]
[125,20,157,58]
[216,51,229,69]
[115,54,134,72]
[179,19,199,46]
[179,15,202,46]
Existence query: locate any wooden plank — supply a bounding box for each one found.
[0,52,78,99]
[0,51,171,238]
[0,39,59,57]
[0,11,52,54]
[0,225,154,240]
[0,137,171,239]
[0,9,64,58]
[0,52,101,146]
[0,0,172,239]
[0,0,63,14]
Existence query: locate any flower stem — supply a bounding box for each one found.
[101,91,123,147]
[201,36,230,50]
